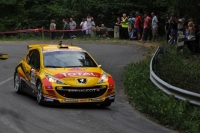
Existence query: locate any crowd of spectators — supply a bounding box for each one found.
[50,13,97,40]
[165,13,200,54]
[115,12,159,42]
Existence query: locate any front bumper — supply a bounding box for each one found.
[43,93,115,104]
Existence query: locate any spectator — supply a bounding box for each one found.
[80,18,87,37]
[139,13,151,42]
[50,19,56,40]
[115,17,122,38]
[86,13,93,36]
[165,15,170,42]
[69,17,77,38]
[128,14,135,38]
[134,11,142,40]
[169,13,178,44]
[91,17,96,30]
[186,21,196,54]
[177,13,185,35]
[62,18,70,39]
[151,12,159,41]
[121,13,129,39]
[98,24,108,37]
[196,24,200,52]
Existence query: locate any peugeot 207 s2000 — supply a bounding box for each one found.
[14,42,115,107]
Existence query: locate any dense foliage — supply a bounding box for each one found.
[122,50,200,133]
[0,0,200,32]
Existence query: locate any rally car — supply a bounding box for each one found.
[14,42,115,107]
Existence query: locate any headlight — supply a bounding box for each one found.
[46,74,66,84]
[98,72,108,84]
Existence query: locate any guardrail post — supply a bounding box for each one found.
[91,28,96,37]
[42,27,44,40]
[114,26,119,39]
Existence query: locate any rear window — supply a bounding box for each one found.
[43,50,97,68]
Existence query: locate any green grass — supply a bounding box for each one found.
[122,42,200,133]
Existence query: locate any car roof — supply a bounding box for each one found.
[27,43,84,52]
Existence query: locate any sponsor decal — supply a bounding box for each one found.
[106,93,115,100]
[62,99,78,103]
[89,98,104,102]
[69,68,86,71]
[59,72,101,78]
[44,98,54,102]
[68,88,100,93]
[54,72,101,79]
[79,99,87,102]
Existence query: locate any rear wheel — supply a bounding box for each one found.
[37,81,44,105]
[14,72,21,93]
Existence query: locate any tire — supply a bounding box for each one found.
[14,72,21,94]
[99,102,111,108]
[36,81,44,105]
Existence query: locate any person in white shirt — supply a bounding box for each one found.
[151,12,159,41]
[50,19,56,40]
[80,18,87,37]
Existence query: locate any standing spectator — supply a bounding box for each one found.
[121,13,129,39]
[86,13,93,36]
[177,13,185,35]
[50,19,56,40]
[196,24,200,52]
[134,12,142,40]
[91,17,95,30]
[115,17,122,38]
[151,12,159,41]
[165,15,170,42]
[80,18,87,37]
[170,13,178,44]
[62,18,70,39]
[139,13,151,42]
[128,14,135,37]
[69,17,76,38]
[186,21,196,54]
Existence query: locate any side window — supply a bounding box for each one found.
[28,50,40,70]
[26,50,34,64]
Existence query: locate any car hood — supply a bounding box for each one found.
[44,67,103,86]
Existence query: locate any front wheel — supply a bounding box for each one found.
[14,72,21,93]
[36,81,44,105]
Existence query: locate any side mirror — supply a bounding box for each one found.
[98,65,102,68]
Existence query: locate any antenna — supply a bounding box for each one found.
[59,41,62,46]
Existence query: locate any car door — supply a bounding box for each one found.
[28,49,40,86]
[22,49,40,93]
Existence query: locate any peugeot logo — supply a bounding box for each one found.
[77,78,87,84]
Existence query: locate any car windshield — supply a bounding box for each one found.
[43,50,97,68]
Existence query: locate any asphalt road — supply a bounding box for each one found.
[0,41,177,133]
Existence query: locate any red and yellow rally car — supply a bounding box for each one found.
[14,42,115,107]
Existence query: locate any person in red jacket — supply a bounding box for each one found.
[134,12,142,40]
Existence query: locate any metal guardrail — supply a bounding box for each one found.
[150,46,200,106]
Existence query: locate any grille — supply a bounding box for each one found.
[56,86,107,98]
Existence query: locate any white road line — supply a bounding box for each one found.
[0,77,13,86]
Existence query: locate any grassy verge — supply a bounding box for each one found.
[122,42,200,133]
[159,44,200,93]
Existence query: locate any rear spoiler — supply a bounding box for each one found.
[27,44,49,49]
